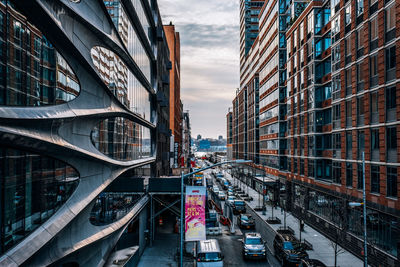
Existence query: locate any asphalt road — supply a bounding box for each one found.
[206,168,282,267]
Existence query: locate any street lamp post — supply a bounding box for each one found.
[179,159,252,267]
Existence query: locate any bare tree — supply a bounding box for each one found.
[329,202,347,267]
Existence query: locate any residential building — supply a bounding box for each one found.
[0,0,171,265]
[230,0,400,265]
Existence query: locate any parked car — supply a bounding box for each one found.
[195,239,224,267]
[218,192,226,200]
[213,186,219,193]
[237,214,255,229]
[226,196,235,205]
[299,259,327,267]
[273,234,308,266]
[222,180,230,190]
[227,188,234,196]
[242,232,267,260]
[232,200,246,215]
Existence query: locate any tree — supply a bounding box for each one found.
[329,201,347,267]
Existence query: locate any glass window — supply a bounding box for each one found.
[0,3,80,106]
[333,161,341,184]
[387,167,397,197]
[91,47,151,120]
[91,117,152,161]
[345,37,351,56]
[357,163,363,189]
[370,16,378,41]
[371,165,380,193]
[300,22,304,42]
[357,63,364,83]
[358,130,365,158]
[356,0,364,16]
[386,3,396,32]
[345,68,352,91]
[370,54,378,77]
[332,15,340,35]
[356,27,364,48]
[0,147,79,254]
[385,46,396,72]
[386,86,396,110]
[371,91,378,113]
[307,13,314,34]
[346,162,353,187]
[371,128,379,150]
[345,5,351,25]
[103,0,151,81]
[308,159,314,177]
[386,127,397,151]
[346,131,352,159]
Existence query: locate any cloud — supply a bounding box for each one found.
[159,0,239,138]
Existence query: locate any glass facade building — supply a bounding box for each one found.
[0,0,170,265]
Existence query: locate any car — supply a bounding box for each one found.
[237,214,255,229]
[222,180,230,190]
[227,189,234,196]
[213,185,219,193]
[226,195,235,205]
[242,232,267,260]
[299,259,327,267]
[218,192,226,200]
[195,239,224,267]
[232,200,246,215]
[273,234,309,266]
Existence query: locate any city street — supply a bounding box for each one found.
[206,168,281,267]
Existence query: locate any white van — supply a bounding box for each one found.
[195,239,224,267]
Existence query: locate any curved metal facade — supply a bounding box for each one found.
[0,0,167,265]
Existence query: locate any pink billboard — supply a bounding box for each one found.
[185,186,206,241]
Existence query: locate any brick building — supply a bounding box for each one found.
[164,23,183,168]
[229,0,400,265]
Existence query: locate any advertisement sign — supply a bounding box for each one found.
[185,186,206,241]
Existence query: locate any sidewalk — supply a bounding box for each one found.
[222,169,363,267]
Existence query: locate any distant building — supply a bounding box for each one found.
[182,111,191,167]
[226,107,233,160]
[197,134,202,140]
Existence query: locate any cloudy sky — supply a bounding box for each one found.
[158,0,240,139]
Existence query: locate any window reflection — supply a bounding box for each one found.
[0,147,79,254]
[91,47,151,120]
[91,117,151,161]
[102,0,151,82]
[90,192,141,226]
[0,1,80,106]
